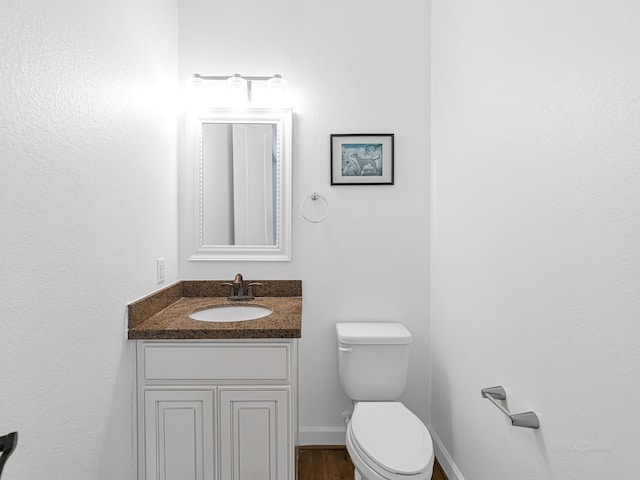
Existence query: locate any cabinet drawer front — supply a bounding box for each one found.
[143,343,290,381]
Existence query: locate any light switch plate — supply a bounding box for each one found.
[156,258,165,284]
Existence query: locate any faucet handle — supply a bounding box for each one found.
[247,282,262,298]
[220,282,234,298]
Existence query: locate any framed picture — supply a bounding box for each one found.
[331,134,394,185]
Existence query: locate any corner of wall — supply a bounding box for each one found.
[428,425,465,480]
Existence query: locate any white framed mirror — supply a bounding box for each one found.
[185,108,292,261]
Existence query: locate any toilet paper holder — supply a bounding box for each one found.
[481,386,540,429]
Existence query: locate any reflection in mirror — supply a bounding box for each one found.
[202,122,277,246]
[185,108,292,261]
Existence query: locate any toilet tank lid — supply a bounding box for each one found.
[336,323,412,345]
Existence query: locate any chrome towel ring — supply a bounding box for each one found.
[300,192,329,223]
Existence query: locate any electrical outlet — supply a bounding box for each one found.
[157,258,165,284]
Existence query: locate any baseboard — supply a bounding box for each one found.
[428,426,465,480]
[298,427,346,445]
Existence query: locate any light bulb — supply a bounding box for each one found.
[227,74,248,91]
[226,74,249,104]
[186,74,203,89]
[267,74,287,95]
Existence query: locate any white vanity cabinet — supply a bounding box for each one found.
[136,340,297,480]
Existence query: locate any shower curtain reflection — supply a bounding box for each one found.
[202,123,276,246]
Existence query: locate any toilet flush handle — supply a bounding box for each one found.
[338,346,352,353]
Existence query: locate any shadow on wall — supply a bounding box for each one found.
[430,361,453,457]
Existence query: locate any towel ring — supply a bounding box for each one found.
[300,192,329,223]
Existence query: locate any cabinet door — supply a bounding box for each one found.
[219,388,291,480]
[144,389,215,480]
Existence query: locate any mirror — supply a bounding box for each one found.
[185,108,292,261]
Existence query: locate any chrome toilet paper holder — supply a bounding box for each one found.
[481,386,540,429]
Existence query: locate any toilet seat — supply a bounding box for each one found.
[348,402,433,478]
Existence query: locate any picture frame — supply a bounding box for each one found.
[330,133,394,185]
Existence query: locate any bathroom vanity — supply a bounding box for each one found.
[129,104,298,478]
[128,280,302,480]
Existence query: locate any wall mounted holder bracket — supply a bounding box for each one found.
[481,386,540,429]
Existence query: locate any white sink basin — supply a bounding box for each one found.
[189,305,272,322]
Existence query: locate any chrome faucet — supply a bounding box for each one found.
[221,273,262,301]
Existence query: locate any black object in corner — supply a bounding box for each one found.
[0,432,18,478]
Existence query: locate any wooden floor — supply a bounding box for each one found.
[296,446,448,480]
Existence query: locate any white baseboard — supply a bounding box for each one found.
[428,426,465,480]
[298,427,346,445]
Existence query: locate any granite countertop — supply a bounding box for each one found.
[128,280,302,340]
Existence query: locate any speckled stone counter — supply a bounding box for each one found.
[128,280,302,339]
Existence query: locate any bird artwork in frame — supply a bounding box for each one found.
[331,133,394,185]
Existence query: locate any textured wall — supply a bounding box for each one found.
[0,1,178,478]
[177,0,431,442]
[431,1,640,478]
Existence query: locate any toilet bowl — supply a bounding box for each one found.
[346,402,433,480]
[336,323,434,480]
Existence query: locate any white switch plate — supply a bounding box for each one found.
[156,258,165,284]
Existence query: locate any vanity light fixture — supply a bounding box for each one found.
[191,73,287,104]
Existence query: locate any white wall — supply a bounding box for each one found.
[178,0,431,442]
[0,1,178,479]
[431,1,640,478]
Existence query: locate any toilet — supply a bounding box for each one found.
[336,322,434,480]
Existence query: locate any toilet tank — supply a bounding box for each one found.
[336,322,412,401]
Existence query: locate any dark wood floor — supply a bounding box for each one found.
[296,446,448,480]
